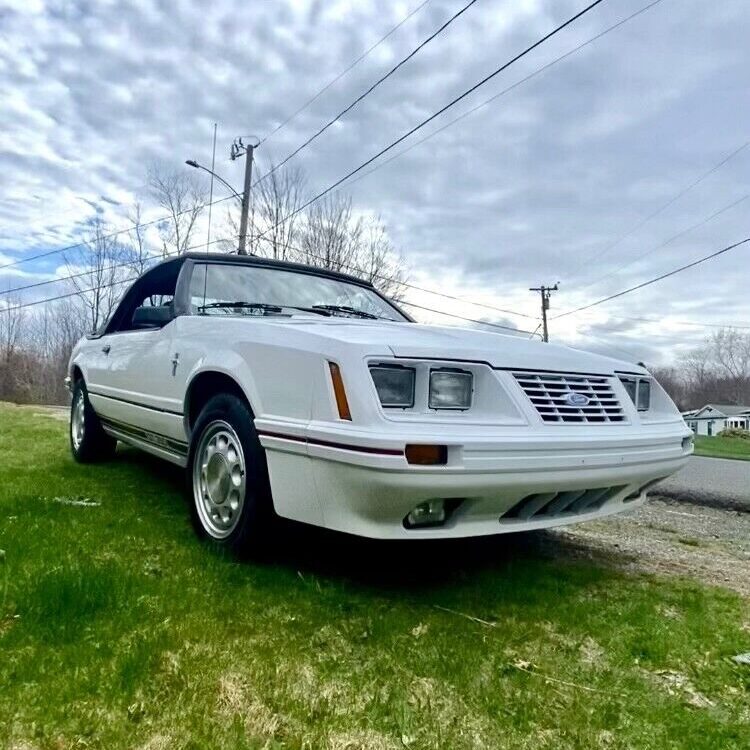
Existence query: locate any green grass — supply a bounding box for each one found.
[694,435,750,461]
[1,403,749,749]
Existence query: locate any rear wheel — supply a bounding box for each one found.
[187,393,274,556]
[70,380,117,463]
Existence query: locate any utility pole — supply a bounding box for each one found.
[231,137,257,255]
[530,283,559,342]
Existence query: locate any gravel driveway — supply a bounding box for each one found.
[543,497,750,597]
[656,455,750,512]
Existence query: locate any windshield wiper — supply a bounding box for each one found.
[198,302,333,317]
[198,301,384,320]
[198,301,283,314]
[311,304,380,320]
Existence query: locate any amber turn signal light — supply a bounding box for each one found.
[405,444,448,465]
[328,362,352,421]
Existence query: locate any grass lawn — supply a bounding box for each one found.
[693,435,750,461]
[1,403,749,749]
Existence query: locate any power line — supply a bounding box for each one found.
[1,9,438,275]
[398,300,541,336]
[565,138,750,282]
[0,0,535,273]
[260,0,433,145]
[0,0,608,282]
[254,0,481,190]
[252,0,609,244]
[394,282,536,319]
[554,236,750,320]
[1,277,137,313]
[0,194,237,271]
[0,1,449,275]
[1,0,611,325]
[345,0,667,190]
[1,234,536,324]
[2,221,540,330]
[574,311,750,330]
[0,249,183,298]
[572,192,749,292]
[1,256,539,337]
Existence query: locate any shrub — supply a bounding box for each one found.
[717,427,750,440]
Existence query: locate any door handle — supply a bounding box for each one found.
[102,344,111,355]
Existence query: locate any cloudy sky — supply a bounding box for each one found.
[1,0,748,364]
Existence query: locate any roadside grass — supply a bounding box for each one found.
[694,435,750,461]
[1,402,749,749]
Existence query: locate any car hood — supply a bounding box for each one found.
[269,318,645,375]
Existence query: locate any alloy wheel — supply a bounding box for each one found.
[193,420,247,539]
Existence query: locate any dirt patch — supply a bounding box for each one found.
[540,497,750,597]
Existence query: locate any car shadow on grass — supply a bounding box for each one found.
[113,446,629,593]
[262,518,630,595]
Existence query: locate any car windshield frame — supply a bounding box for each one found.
[186,260,409,322]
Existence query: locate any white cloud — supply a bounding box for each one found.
[0,0,748,362]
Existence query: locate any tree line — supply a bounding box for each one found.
[0,161,409,405]
[650,328,750,411]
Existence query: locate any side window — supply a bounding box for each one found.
[139,294,174,310]
[189,264,209,313]
[109,278,178,333]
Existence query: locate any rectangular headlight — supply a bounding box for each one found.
[619,375,650,412]
[370,365,415,408]
[620,376,637,405]
[429,369,473,410]
[637,379,651,411]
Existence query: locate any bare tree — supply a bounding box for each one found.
[350,218,409,301]
[0,293,24,362]
[0,292,25,400]
[680,343,715,393]
[216,165,408,300]
[649,366,688,411]
[300,193,363,272]
[300,198,409,299]
[148,164,207,256]
[63,217,128,332]
[251,165,306,259]
[126,200,151,274]
[710,328,750,404]
[3,297,87,405]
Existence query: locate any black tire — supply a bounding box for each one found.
[70,379,118,463]
[187,393,275,556]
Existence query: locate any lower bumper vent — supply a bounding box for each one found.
[501,485,627,522]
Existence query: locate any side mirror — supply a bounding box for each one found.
[132,304,173,329]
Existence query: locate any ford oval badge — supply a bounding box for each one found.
[565,392,590,406]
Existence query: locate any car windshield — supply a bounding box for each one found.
[189,262,407,321]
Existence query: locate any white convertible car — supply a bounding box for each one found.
[67,253,692,552]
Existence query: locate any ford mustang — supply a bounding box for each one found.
[66,253,692,553]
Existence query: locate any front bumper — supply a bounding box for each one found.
[258,420,693,539]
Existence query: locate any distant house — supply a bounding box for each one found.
[682,404,750,436]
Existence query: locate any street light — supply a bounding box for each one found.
[185,160,243,202]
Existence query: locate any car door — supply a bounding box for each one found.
[97,322,185,441]
[88,282,185,442]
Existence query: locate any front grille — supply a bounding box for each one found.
[501,485,627,522]
[513,370,626,423]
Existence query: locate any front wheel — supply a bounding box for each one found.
[187,393,274,556]
[70,380,117,463]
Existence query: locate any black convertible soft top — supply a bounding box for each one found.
[90,252,407,338]
[177,252,374,288]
